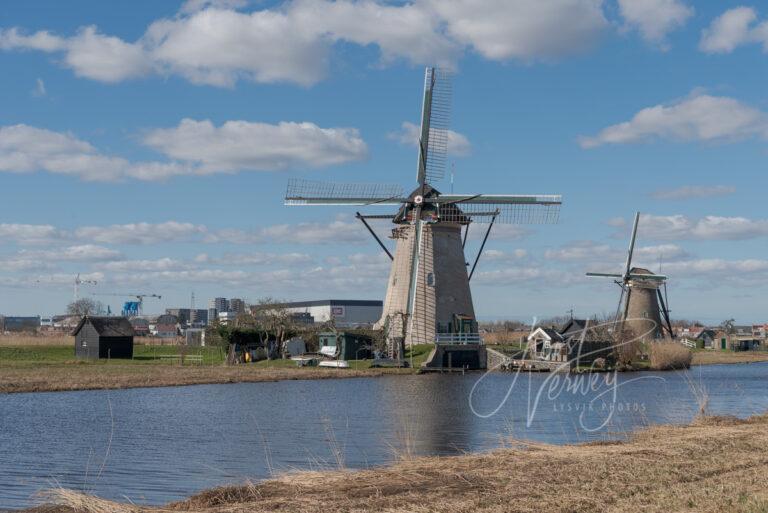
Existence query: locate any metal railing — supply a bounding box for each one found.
[435,333,482,345]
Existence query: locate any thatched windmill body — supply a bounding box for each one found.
[286,67,562,357]
[587,212,675,342]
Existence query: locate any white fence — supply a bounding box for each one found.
[435,333,482,345]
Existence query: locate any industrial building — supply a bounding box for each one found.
[165,308,208,326]
[0,316,41,332]
[274,300,383,328]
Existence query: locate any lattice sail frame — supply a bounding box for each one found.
[285,178,405,205]
[424,195,562,224]
[418,67,453,185]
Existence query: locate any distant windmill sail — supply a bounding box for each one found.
[586,212,674,340]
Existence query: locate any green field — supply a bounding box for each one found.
[0,344,226,367]
[0,343,436,370]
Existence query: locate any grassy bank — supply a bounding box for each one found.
[691,349,768,365]
[28,413,768,513]
[0,343,433,394]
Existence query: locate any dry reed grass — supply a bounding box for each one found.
[482,331,527,345]
[692,351,768,365]
[649,340,693,370]
[24,413,768,513]
[0,334,73,346]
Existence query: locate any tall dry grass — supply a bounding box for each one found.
[649,340,692,370]
[30,413,768,513]
[0,334,73,346]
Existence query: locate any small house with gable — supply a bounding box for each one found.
[72,316,135,359]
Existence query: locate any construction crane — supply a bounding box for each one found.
[91,293,162,317]
[74,273,97,301]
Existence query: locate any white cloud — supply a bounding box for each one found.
[617,0,693,46]
[663,258,768,283]
[205,216,371,245]
[699,7,768,54]
[262,219,369,244]
[544,240,688,263]
[0,124,183,181]
[651,185,736,200]
[0,257,56,272]
[94,258,190,272]
[483,249,528,262]
[74,221,207,245]
[0,223,64,245]
[180,0,249,15]
[469,224,529,241]
[0,0,609,87]
[579,92,768,148]
[0,120,366,181]
[425,0,607,60]
[0,26,150,83]
[473,267,574,286]
[388,121,471,157]
[18,244,121,262]
[620,214,768,241]
[64,26,151,82]
[0,28,65,51]
[32,78,46,97]
[196,252,313,265]
[143,118,367,173]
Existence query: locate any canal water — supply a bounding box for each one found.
[2,363,768,509]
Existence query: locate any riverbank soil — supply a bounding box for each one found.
[0,343,434,393]
[29,414,768,513]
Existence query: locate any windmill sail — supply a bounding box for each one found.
[417,67,452,186]
[283,66,563,361]
[424,194,562,224]
[285,179,405,205]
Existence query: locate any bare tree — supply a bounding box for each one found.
[250,297,293,358]
[67,298,105,317]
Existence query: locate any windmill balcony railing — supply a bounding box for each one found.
[435,333,483,345]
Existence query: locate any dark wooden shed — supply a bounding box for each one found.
[72,316,135,359]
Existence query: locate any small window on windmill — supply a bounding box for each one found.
[427,273,435,287]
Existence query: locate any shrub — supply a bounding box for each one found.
[649,340,692,370]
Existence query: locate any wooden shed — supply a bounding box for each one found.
[72,316,135,359]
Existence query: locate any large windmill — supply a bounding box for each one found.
[586,212,675,342]
[285,67,562,360]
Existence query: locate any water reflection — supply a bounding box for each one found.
[1,363,767,509]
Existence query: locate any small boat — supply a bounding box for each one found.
[291,356,319,367]
[318,360,350,369]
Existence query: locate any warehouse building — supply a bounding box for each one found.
[0,316,41,333]
[271,300,383,328]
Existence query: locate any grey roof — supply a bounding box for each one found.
[540,327,564,342]
[560,319,589,337]
[72,316,135,337]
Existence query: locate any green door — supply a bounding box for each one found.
[721,338,727,350]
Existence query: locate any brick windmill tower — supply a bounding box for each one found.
[286,67,562,365]
[587,212,675,343]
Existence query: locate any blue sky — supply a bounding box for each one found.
[1,0,767,324]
